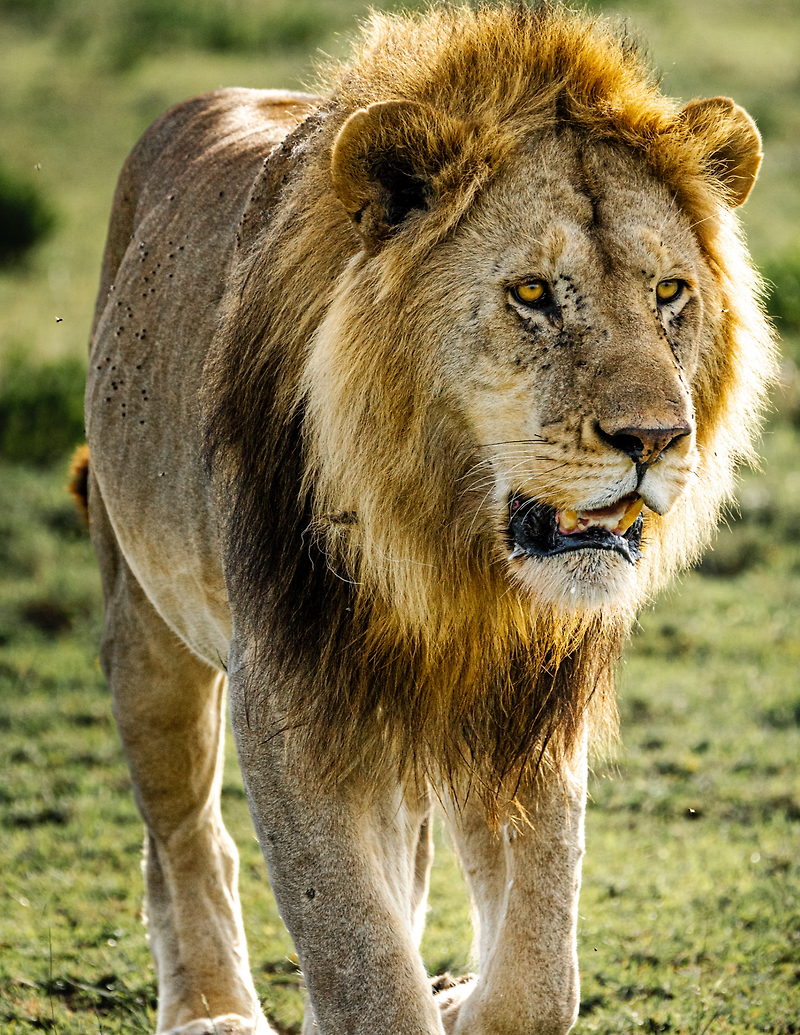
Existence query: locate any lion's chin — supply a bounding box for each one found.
[510,547,641,612]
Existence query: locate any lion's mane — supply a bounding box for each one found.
[202,2,775,808]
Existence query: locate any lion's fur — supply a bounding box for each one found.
[199,3,774,808]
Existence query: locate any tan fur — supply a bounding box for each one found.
[84,5,774,1034]
[68,443,90,526]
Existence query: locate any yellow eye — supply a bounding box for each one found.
[512,280,548,305]
[656,279,683,303]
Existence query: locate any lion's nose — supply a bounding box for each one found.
[597,421,692,467]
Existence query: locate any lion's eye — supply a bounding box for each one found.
[656,279,684,304]
[511,280,549,306]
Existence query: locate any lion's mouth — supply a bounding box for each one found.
[507,492,644,565]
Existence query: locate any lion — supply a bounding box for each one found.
[81,4,774,1034]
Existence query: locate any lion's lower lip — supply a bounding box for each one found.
[507,494,643,565]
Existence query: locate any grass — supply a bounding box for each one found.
[1,0,799,1032]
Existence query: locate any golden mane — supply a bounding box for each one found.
[202,2,775,808]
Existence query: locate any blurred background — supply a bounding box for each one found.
[0,2,798,1033]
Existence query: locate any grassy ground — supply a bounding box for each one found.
[1,0,799,1032]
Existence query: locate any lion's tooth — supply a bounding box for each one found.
[508,545,526,560]
[558,496,642,537]
[614,496,644,534]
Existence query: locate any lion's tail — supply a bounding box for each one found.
[69,444,90,527]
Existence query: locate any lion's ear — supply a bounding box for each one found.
[680,97,762,207]
[331,99,469,249]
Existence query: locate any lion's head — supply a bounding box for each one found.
[206,3,775,795]
[302,5,773,625]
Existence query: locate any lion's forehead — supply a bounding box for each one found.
[416,136,712,436]
[459,137,702,290]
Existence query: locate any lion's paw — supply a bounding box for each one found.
[432,972,475,1030]
[163,1013,274,1035]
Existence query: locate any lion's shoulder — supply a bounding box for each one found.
[125,89,320,216]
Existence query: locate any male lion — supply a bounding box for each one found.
[83,4,773,1034]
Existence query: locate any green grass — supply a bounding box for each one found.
[578,570,800,1032]
[1,0,799,1032]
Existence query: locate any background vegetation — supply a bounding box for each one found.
[0,1,798,1033]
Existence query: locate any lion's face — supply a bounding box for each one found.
[425,135,708,608]
[312,88,765,628]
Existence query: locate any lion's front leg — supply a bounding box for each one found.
[90,490,268,1035]
[229,668,443,1035]
[441,737,588,1035]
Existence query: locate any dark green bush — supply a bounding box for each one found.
[2,0,431,72]
[763,253,800,339]
[0,353,85,465]
[0,0,60,29]
[31,0,344,70]
[0,165,56,266]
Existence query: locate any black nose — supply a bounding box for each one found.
[597,422,691,467]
